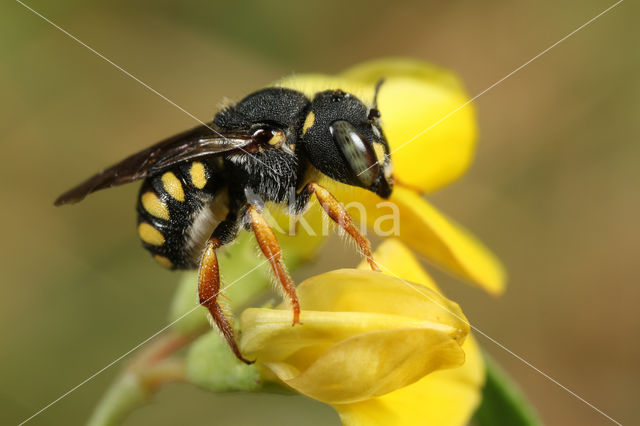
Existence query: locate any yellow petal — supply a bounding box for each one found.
[296,270,468,325]
[346,239,485,425]
[333,183,506,295]
[357,238,438,292]
[277,58,477,192]
[285,328,465,404]
[241,270,469,352]
[239,270,470,404]
[240,309,461,364]
[336,335,484,426]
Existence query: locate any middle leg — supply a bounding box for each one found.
[247,205,301,325]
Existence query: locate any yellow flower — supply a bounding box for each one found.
[238,239,484,426]
[275,58,505,295]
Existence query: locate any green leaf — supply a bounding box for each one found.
[473,352,542,426]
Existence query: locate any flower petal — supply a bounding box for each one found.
[296,269,469,325]
[284,328,465,404]
[239,309,460,364]
[239,269,470,404]
[357,238,438,291]
[335,335,484,426]
[346,239,485,425]
[333,183,506,295]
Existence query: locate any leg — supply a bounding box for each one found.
[198,218,252,364]
[305,181,379,271]
[247,205,301,325]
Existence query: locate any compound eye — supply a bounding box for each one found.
[329,120,380,187]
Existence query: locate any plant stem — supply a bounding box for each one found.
[87,331,194,426]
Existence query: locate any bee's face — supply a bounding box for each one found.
[300,90,393,198]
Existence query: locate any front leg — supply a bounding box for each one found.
[305,181,379,271]
[247,205,301,325]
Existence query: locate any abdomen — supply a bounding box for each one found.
[136,160,227,269]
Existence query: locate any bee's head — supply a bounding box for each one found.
[300,88,393,198]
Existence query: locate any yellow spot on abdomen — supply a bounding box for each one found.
[161,172,185,201]
[141,192,169,220]
[138,223,165,246]
[189,162,207,189]
[153,255,173,269]
[302,111,315,135]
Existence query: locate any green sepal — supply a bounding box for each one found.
[186,331,261,392]
[473,351,542,426]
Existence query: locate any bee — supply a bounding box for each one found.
[55,81,393,363]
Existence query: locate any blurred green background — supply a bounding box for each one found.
[1,1,638,425]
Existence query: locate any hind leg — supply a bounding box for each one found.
[197,216,253,364]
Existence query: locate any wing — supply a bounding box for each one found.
[55,124,257,206]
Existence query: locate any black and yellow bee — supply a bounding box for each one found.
[56,82,393,363]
